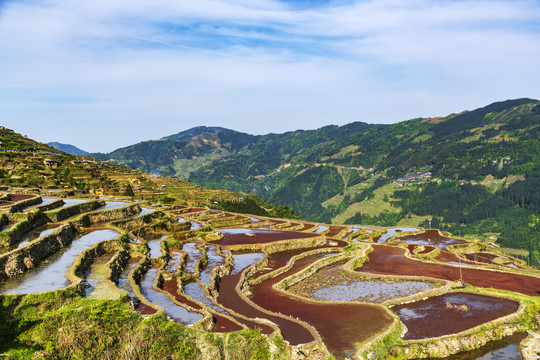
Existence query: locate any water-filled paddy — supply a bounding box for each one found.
[393,292,520,339]
[139,207,157,216]
[95,201,131,212]
[288,263,436,303]
[214,228,315,246]
[0,229,120,294]
[249,251,393,358]
[116,258,140,308]
[25,197,57,210]
[199,245,226,285]
[145,234,168,258]
[182,242,202,274]
[57,198,89,208]
[166,250,184,273]
[376,227,420,243]
[139,268,203,325]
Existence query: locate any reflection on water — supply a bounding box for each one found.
[139,268,203,325]
[199,245,226,285]
[117,259,140,308]
[231,253,264,274]
[182,243,202,274]
[166,250,184,273]
[58,198,89,208]
[377,227,420,243]
[190,221,203,230]
[0,229,120,294]
[312,278,435,303]
[25,197,57,210]
[184,281,229,315]
[139,207,157,216]
[146,235,169,258]
[17,224,61,248]
[94,201,131,212]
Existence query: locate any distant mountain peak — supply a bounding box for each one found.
[164,126,233,141]
[47,142,89,155]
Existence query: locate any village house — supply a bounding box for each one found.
[43,159,58,167]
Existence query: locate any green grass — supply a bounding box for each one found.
[0,291,274,360]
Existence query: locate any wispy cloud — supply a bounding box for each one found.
[0,0,539,151]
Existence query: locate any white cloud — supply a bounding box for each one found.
[0,0,539,151]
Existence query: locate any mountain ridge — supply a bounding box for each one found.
[47,142,89,156]
[91,98,540,256]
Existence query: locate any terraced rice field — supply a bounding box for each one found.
[0,196,538,359]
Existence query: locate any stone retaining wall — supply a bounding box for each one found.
[221,235,326,253]
[0,210,49,247]
[46,199,105,222]
[73,203,141,227]
[0,195,42,213]
[0,223,78,279]
[36,199,64,212]
[111,210,164,230]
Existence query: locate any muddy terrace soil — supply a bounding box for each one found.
[162,278,242,333]
[217,270,299,338]
[250,244,341,279]
[400,229,468,249]
[0,194,36,207]
[393,292,520,339]
[249,251,393,359]
[212,228,317,246]
[325,226,346,238]
[287,261,436,303]
[359,245,540,297]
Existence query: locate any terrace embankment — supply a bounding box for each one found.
[0,229,120,294]
[0,223,78,278]
[249,250,393,359]
[0,194,41,213]
[359,245,540,297]
[45,199,105,222]
[0,209,49,247]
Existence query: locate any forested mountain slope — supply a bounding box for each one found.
[95,99,540,264]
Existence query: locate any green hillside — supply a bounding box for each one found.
[94,99,540,265]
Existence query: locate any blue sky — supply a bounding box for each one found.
[1,0,539,152]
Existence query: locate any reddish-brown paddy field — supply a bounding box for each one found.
[359,245,540,297]
[392,292,519,339]
[249,251,393,359]
[399,229,468,249]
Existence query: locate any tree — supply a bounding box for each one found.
[124,183,135,197]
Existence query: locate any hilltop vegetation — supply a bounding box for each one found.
[93,99,540,264]
[0,127,297,218]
